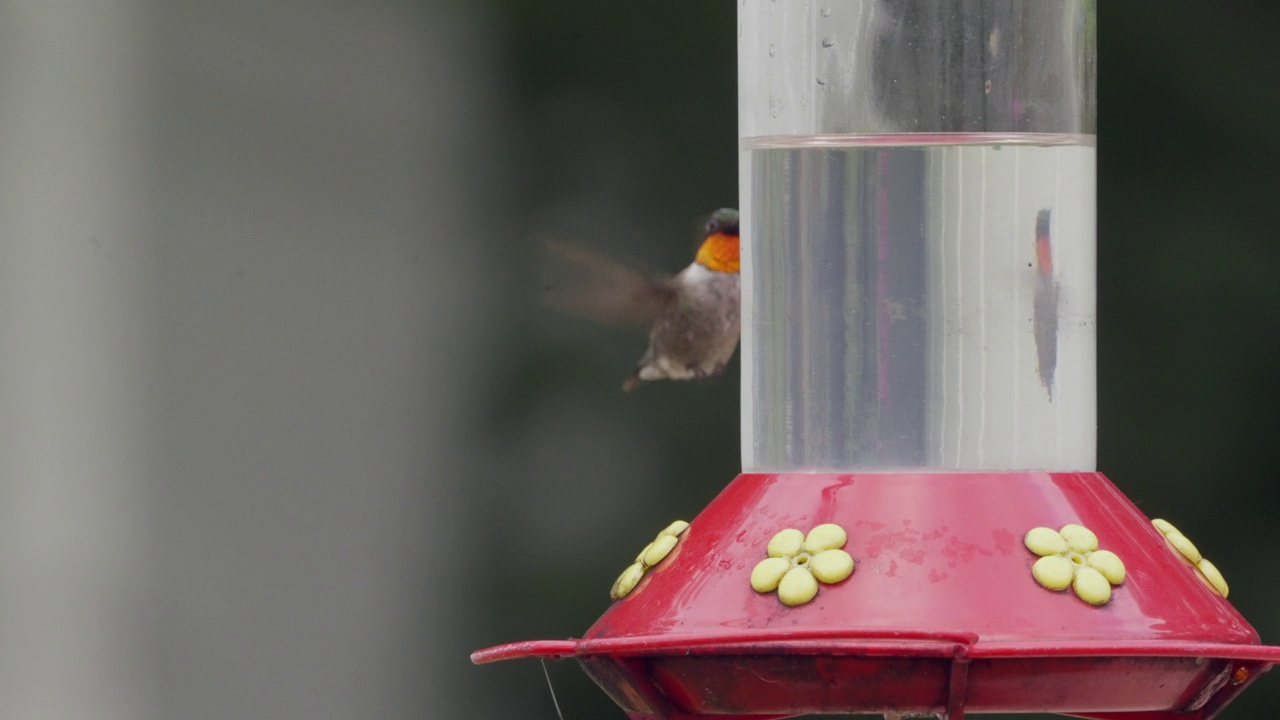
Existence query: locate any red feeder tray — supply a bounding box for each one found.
[473,472,1280,719]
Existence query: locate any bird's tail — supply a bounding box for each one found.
[622,372,642,392]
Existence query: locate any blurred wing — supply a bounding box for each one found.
[541,238,677,327]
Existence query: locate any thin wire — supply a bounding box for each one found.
[540,659,565,720]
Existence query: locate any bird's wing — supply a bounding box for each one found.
[541,238,677,328]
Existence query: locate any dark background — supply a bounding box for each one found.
[483,3,1280,717]
[1,1,1277,719]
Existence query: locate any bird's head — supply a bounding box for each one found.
[695,207,740,274]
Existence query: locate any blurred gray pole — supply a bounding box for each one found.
[0,2,159,719]
[1,1,500,719]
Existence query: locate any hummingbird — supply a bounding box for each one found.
[1032,208,1059,399]
[544,208,741,391]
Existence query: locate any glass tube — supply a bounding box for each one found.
[739,1,1097,471]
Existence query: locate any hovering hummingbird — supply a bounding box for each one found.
[544,208,741,391]
[1033,208,1059,399]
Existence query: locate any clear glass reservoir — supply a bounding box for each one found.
[739,2,1097,472]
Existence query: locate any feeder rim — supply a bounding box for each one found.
[471,630,1280,666]
[741,131,1096,149]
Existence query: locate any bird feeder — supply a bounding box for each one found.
[473,3,1280,718]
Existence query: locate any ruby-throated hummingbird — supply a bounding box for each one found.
[1033,208,1058,399]
[544,208,741,391]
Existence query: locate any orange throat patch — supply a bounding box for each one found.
[695,232,740,274]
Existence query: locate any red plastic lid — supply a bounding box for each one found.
[474,473,1280,718]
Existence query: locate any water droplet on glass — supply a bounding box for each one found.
[820,6,831,16]
[816,77,826,85]
[821,37,835,48]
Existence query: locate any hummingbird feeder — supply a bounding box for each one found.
[474,3,1280,718]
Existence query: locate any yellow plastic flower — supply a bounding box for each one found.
[610,520,689,600]
[1024,524,1126,606]
[751,523,854,606]
[1152,518,1229,598]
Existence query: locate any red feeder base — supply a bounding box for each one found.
[473,473,1280,718]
